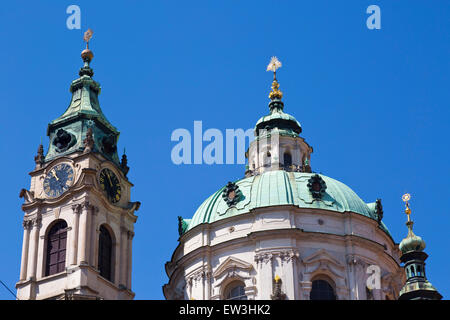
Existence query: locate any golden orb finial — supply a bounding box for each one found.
[266,57,283,100]
[402,193,412,220]
[274,275,281,283]
[81,28,94,63]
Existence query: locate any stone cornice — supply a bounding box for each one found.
[181,207,396,248]
[22,184,138,221]
[22,219,33,230]
[167,226,401,285]
[254,248,300,265]
[28,151,133,183]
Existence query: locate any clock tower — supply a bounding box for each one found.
[16,31,140,300]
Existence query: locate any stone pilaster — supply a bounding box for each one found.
[28,216,42,280]
[278,250,299,300]
[254,252,274,299]
[89,206,99,268]
[119,227,128,288]
[78,201,93,265]
[126,230,134,289]
[20,220,33,281]
[70,204,81,265]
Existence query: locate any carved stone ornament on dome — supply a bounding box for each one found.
[375,199,383,224]
[307,174,327,199]
[222,181,243,207]
[178,216,188,237]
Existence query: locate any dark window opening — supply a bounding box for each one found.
[225,281,247,300]
[98,225,113,281]
[417,265,422,277]
[284,152,292,167]
[310,279,336,300]
[45,220,68,276]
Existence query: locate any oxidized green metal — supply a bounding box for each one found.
[44,57,121,166]
[181,170,392,238]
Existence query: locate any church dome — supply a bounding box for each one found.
[184,171,391,236]
[254,108,302,136]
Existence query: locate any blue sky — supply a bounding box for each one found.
[0,1,448,299]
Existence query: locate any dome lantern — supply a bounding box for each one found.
[250,57,312,176]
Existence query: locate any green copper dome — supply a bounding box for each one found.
[254,109,302,136]
[183,171,391,237]
[254,99,302,137]
[399,223,426,254]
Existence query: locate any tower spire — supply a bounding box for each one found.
[398,193,442,300]
[44,28,120,165]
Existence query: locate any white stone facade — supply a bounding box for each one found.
[16,151,139,300]
[164,205,404,300]
[247,132,313,175]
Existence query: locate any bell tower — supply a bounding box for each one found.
[16,30,140,300]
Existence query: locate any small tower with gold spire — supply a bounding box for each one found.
[246,57,313,176]
[398,194,442,300]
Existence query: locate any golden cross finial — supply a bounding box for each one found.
[83,29,93,49]
[267,57,283,100]
[402,193,412,221]
[267,56,282,80]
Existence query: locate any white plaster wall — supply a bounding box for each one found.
[166,206,402,300]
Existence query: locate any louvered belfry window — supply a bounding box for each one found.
[45,220,68,276]
[98,225,113,281]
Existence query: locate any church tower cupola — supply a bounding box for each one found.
[45,29,122,170]
[398,194,442,300]
[247,57,312,176]
[16,30,140,300]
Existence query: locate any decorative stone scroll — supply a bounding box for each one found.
[222,182,243,207]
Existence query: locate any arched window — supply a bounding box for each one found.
[45,220,68,276]
[310,279,336,300]
[98,225,113,281]
[416,265,422,277]
[224,281,247,300]
[284,152,292,168]
[410,265,416,277]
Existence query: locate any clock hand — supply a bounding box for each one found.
[106,171,113,186]
[103,173,113,197]
[51,169,59,181]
